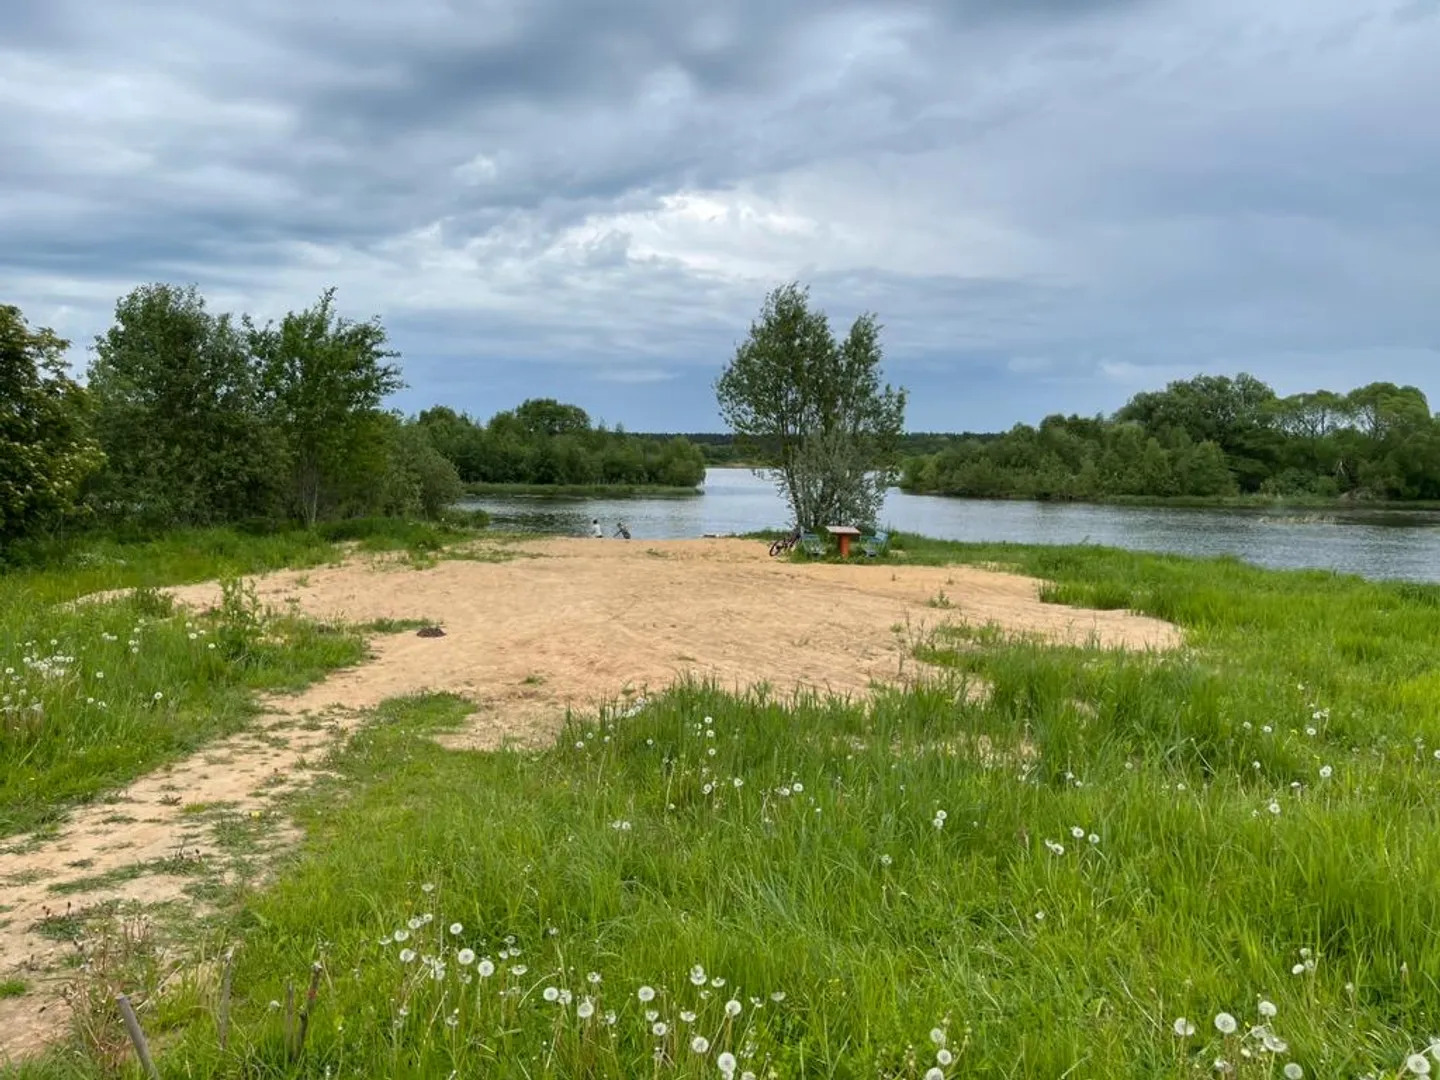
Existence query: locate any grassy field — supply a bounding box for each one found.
[0,517,492,838]
[11,537,1440,1078]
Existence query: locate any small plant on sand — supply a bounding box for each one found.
[214,576,265,663]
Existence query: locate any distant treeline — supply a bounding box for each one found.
[3,284,476,556]
[900,375,1440,502]
[4,285,708,559]
[417,401,706,489]
[642,432,971,466]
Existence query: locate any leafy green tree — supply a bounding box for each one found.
[381,418,464,519]
[715,282,906,529]
[248,288,404,525]
[88,284,276,526]
[514,398,590,439]
[0,305,104,545]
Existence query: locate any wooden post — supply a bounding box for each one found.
[115,994,160,1080]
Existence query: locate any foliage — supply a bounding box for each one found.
[0,571,365,837]
[903,374,1440,502]
[0,305,104,546]
[25,543,1440,1077]
[86,284,280,527]
[415,401,706,489]
[381,419,466,520]
[715,282,906,529]
[247,287,405,526]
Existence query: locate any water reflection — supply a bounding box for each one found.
[459,468,1440,583]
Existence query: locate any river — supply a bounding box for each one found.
[460,468,1440,583]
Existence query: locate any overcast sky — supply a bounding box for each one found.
[3,0,1438,432]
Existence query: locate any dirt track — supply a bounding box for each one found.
[0,537,1180,1060]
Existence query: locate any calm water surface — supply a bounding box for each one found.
[461,468,1440,583]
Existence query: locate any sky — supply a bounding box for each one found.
[3,0,1438,433]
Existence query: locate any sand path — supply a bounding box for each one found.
[0,537,1179,1060]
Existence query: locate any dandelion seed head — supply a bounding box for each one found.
[1215,1012,1238,1035]
[930,1027,947,1047]
[543,987,560,1002]
[449,922,463,935]
[690,965,707,986]
[937,1048,954,1066]
[1291,963,1305,975]
[578,999,595,1019]
[691,1035,710,1054]
[718,1051,738,1075]
[652,1021,668,1036]
[1407,1054,1432,1076]
[725,999,742,1016]
[1258,1000,1277,1018]
[399,949,416,963]
[1070,826,1085,839]
[638,985,656,1002]
[478,959,495,977]
[925,1069,944,1080]
[1174,1018,1196,1037]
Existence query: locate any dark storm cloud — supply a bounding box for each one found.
[1,0,1437,430]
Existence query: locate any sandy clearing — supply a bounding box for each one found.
[0,537,1178,1061]
[166,537,1179,746]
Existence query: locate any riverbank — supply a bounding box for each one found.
[463,481,702,498]
[896,486,1440,512]
[5,535,1440,1076]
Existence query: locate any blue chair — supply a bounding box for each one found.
[861,531,890,558]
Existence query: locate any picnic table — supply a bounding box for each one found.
[825,525,862,558]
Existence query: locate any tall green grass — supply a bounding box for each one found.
[0,518,487,838]
[0,581,366,838]
[15,540,1440,1078]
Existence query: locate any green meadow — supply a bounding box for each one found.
[6,535,1440,1078]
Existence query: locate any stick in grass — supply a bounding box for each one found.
[293,962,324,1060]
[217,947,236,1052]
[115,994,160,1080]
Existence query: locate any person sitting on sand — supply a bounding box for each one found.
[592,518,603,538]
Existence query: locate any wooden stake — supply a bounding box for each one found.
[217,947,236,1052]
[293,962,323,1060]
[115,994,160,1080]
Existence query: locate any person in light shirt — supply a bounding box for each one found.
[591,518,603,538]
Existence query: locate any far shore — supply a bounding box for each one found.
[462,481,702,499]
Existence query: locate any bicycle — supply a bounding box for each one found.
[769,527,800,557]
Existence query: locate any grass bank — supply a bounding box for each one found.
[15,539,1440,1078]
[0,516,490,837]
[462,482,702,499]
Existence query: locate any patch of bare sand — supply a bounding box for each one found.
[0,537,1178,1062]
[166,537,1179,749]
